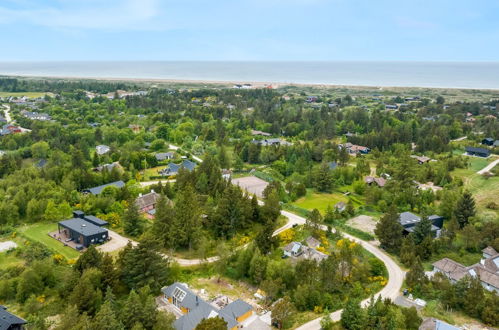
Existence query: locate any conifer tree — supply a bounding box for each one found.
[92,300,124,330]
[374,206,403,252]
[123,198,143,237]
[455,191,476,228]
[173,185,201,249]
[341,299,365,330]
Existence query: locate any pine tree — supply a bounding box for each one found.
[74,245,103,274]
[374,206,403,253]
[123,198,143,237]
[313,162,333,192]
[412,215,432,245]
[173,185,201,250]
[406,256,426,291]
[152,195,175,248]
[455,191,476,228]
[118,239,170,292]
[92,300,124,330]
[341,299,365,330]
[400,236,416,267]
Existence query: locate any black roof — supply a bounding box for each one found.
[0,306,27,330]
[83,215,108,227]
[465,146,490,155]
[59,218,107,237]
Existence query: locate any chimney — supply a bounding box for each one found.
[73,210,85,219]
[196,296,199,306]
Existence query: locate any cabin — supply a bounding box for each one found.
[0,306,27,330]
[419,318,460,330]
[251,130,271,137]
[83,180,125,195]
[155,152,175,161]
[58,211,108,248]
[385,104,398,110]
[306,96,318,103]
[482,138,495,146]
[465,146,490,158]
[433,247,499,294]
[334,201,346,212]
[365,176,386,188]
[21,110,51,121]
[135,190,162,217]
[93,162,122,172]
[251,138,292,147]
[158,160,197,176]
[410,155,432,164]
[399,212,444,237]
[162,283,253,330]
[95,145,110,155]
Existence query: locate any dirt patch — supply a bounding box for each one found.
[346,215,377,235]
[232,176,269,198]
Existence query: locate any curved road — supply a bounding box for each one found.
[477,158,499,175]
[133,144,405,328]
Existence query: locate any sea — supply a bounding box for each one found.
[0,61,499,89]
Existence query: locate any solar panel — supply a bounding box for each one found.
[173,287,186,302]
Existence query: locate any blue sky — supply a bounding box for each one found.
[0,0,498,61]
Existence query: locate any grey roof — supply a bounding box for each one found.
[399,212,421,226]
[0,306,27,330]
[82,215,108,227]
[58,218,107,237]
[220,299,252,319]
[181,160,197,171]
[465,146,490,156]
[163,283,239,330]
[162,283,200,311]
[96,145,110,155]
[84,180,125,195]
[174,301,237,330]
[155,152,175,161]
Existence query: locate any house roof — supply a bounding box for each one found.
[283,242,302,254]
[465,146,490,156]
[96,145,110,155]
[58,218,108,237]
[432,258,469,282]
[155,152,175,161]
[220,299,252,319]
[181,160,197,171]
[328,162,338,170]
[82,215,108,227]
[0,306,27,330]
[163,283,239,330]
[136,191,161,209]
[419,317,460,330]
[84,180,125,195]
[482,246,498,256]
[95,162,121,172]
[305,236,321,248]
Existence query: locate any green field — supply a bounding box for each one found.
[18,222,80,259]
[292,190,350,214]
[451,156,499,221]
[0,92,47,98]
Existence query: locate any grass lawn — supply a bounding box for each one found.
[451,157,499,221]
[141,165,167,180]
[292,190,350,214]
[17,222,80,259]
[0,92,47,98]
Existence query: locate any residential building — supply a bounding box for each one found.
[135,190,162,217]
[306,96,318,103]
[432,246,499,294]
[365,176,386,188]
[339,142,370,155]
[161,283,254,330]
[482,137,495,146]
[465,146,490,158]
[283,240,327,262]
[83,180,125,195]
[93,162,122,172]
[419,317,460,330]
[0,124,22,136]
[250,130,271,137]
[155,152,175,161]
[399,212,444,236]
[95,145,111,155]
[0,305,27,330]
[328,162,338,170]
[21,110,51,121]
[58,211,108,248]
[158,160,197,176]
[251,138,292,147]
[385,104,398,110]
[410,155,433,164]
[305,236,321,249]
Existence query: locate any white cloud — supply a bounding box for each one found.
[0,0,165,30]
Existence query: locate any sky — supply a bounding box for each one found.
[0,0,498,61]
